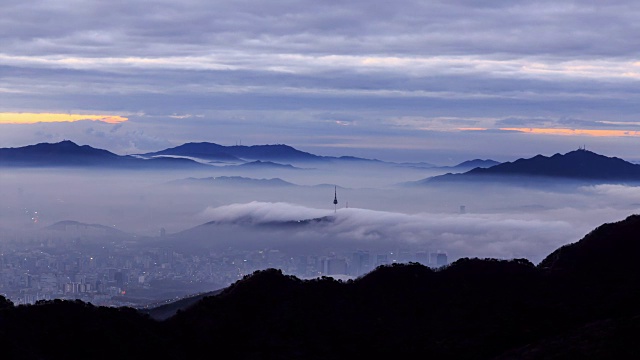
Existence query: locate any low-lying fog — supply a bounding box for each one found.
[1,162,639,265]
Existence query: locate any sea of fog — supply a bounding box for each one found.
[1,163,639,265]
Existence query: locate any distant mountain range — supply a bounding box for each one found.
[395,158,500,171]
[409,149,640,185]
[233,160,304,170]
[0,140,206,169]
[9,141,639,187]
[0,140,507,173]
[167,176,348,190]
[138,142,324,162]
[0,140,120,166]
[138,142,401,166]
[446,158,501,170]
[0,140,382,169]
[44,220,130,236]
[170,176,294,187]
[3,214,640,358]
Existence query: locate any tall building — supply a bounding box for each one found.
[397,248,412,263]
[415,251,429,266]
[376,254,389,267]
[350,250,370,276]
[321,257,348,275]
[430,252,449,267]
[436,253,448,267]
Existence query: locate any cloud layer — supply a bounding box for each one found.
[2,1,640,162]
[197,201,600,264]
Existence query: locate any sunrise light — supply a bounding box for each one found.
[500,127,640,137]
[0,113,128,125]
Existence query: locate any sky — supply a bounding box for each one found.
[2,0,640,164]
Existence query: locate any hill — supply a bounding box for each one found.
[231,159,304,170]
[418,148,640,185]
[43,220,131,238]
[138,142,244,162]
[139,142,323,163]
[0,140,121,167]
[138,288,224,321]
[448,158,501,170]
[138,141,395,165]
[0,140,208,169]
[168,176,296,187]
[1,214,640,359]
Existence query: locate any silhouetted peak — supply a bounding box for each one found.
[168,141,224,148]
[3,140,118,157]
[34,140,82,152]
[172,176,295,187]
[357,262,435,288]
[139,142,322,162]
[450,148,640,182]
[236,160,299,169]
[56,140,79,147]
[45,220,121,231]
[241,144,294,150]
[539,214,640,276]
[220,268,302,298]
[442,257,537,280]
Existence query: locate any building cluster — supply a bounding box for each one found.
[0,229,448,307]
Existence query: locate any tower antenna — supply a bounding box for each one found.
[333,186,338,213]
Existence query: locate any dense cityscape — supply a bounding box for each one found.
[0,221,449,308]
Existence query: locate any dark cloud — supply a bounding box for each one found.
[4,1,640,58]
[2,0,640,161]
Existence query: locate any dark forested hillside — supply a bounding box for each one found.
[1,214,640,359]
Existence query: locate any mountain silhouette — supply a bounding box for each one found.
[138,141,394,165]
[138,288,224,321]
[0,141,207,169]
[450,158,501,170]
[231,159,304,170]
[0,140,121,166]
[44,220,130,236]
[139,141,323,162]
[2,214,640,359]
[2,141,503,171]
[539,214,640,279]
[421,148,640,185]
[139,142,243,162]
[168,176,296,187]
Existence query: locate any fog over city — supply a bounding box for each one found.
[2,158,638,266]
[2,0,640,310]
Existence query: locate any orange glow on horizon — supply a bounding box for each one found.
[500,127,640,137]
[0,113,128,124]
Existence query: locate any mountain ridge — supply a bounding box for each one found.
[415,148,640,185]
[0,140,207,169]
[138,141,326,163]
[168,176,296,187]
[0,140,386,168]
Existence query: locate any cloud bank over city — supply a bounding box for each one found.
[193,199,632,264]
[2,0,640,163]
